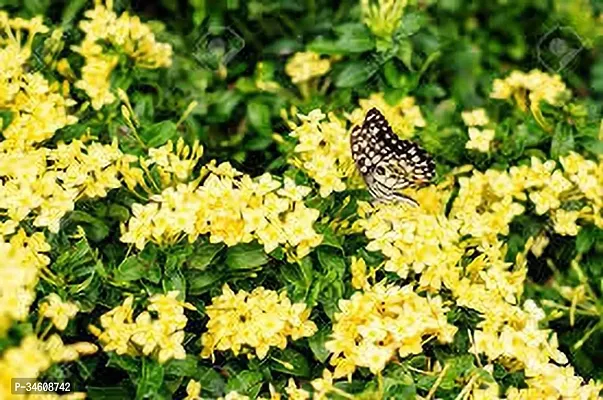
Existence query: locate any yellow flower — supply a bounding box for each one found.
[184,379,202,400]
[289,110,355,197]
[311,369,335,400]
[553,210,580,236]
[348,93,425,139]
[157,331,186,363]
[529,188,560,215]
[465,127,495,153]
[285,52,331,84]
[461,108,490,126]
[0,230,50,335]
[285,379,310,400]
[38,293,79,331]
[362,0,407,42]
[350,256,368,290]
[221,392,250,400]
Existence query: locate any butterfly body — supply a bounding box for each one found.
[350,108,435,205]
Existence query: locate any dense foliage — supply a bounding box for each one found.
[0,0,602,399]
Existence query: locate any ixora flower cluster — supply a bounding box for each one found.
[325,282,457,378]
[89,291,194,363]
[0,6,174,399]
[349,154,603,397]
[0,334,97,399]
[490,69,571,108]
[121,160,323,259]
[0,12,76,150]
[73,0,173,109]
[201,285,317,360]
[0,139,128,233]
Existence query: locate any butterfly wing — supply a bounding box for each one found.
[350,107,435,202]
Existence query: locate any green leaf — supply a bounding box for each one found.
[164,355,198,377]
[551,124,575,158]
[67,211,110,242]
[308,24,374,54]
[270,348,310,377]
[87,386,133,400]
[188,242,225,270]
[61,0,88,25]
[316,226,342,250]
[107,204,130,222]
[114,256,146,282]
[335,62,372,88]
[247,101,272,135]
[164,268,186,295]
[142,120,177,148]
[439,355,476,390]
[106,353,141,379]
[317,247,346,277]
[395,39,413,71]
[309,328,331,363]
[576,225,598,254]
[197,365,225,395]
[212,91,242,121]
[136,358,164,400]
[186,270,224,295]
[24,0,49,14]
[581,137,603,155]
[383,366,416,399]
[225,370,263,398]
[225,242,270,270]
[396,12,425,37]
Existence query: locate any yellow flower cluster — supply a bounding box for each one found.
[491,69,571,109]
[118,138,202,195]
[0,13,77,150]
[38,293,79,331]
[358,199,468,293]
[353,153,602,394]
[558,152,603,231]
[121,161,322,259]
[473,301,602,400]
[90,291,193,363]
[0,139,127,233]
[361,0,408,42]
[288,109,356,197]
[147,139,204,185]
[0,334,96,399]
[347,93,426,139]
[325,282,457,379]
[201,285,317,360]
[0,230,50,335]
[73,0,172,109]
[285,52,331,84]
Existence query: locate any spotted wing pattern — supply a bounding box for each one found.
[350,108,435,204]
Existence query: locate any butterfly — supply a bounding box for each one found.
[350,107,435,206]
